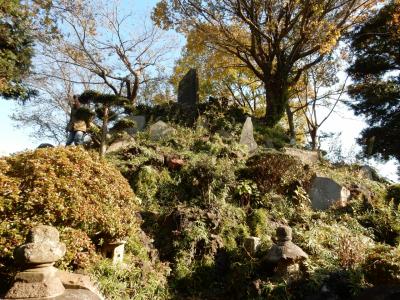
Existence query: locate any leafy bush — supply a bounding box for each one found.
[253,124,290,148]
[179,154,237,205]
[362,244,400,285]
[243,151,315,195]
[0,147,140,288]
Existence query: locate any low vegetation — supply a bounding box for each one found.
[1,106,399,299]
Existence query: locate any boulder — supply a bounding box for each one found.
[106,137,135,154]
[149,121,176,141]
[358,165,381,181]
[309,177,351,210]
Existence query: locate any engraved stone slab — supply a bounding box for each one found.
[240,117,258,153]
[178,69,199,108]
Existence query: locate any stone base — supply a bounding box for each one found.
[57,271,103,299]
[5,267,65,299]
[53,289,101,300]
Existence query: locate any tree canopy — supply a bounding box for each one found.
[0,0,34,98]
[153,0,377,126]
[0,0,57,99]
[348,0,400,166]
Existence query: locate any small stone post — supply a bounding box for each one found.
[5,225,67,299]
[244,237,261,256]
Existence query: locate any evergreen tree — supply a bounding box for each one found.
[79,91,132,157]
[0,0,34,99]
[0,0,56,99]
[348,1,400,166]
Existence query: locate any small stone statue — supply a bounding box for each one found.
[5,225,67,299]
[264,225,308,278]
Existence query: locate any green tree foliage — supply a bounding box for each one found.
[348,1,400,166]
[0,0,57,99]
[0,0,33,98]
[171,28,264,114]
[153,0,377,127]
[79,90,131,157]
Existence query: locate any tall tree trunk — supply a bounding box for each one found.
[126,72,139,105]
[310,126,318,151]
[100,105,109,157]
[263,80,289,127]
[286,104,296,145]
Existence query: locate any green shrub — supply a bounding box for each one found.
[243,151,315,195]
[0,147,140,287]
[179,154,237,205]
[133,166,173,209]
[92,256,170,299]
[253,124,289,148]
[362,244,400,285]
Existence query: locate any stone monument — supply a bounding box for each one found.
[244,236,261,256]
[126,115,146,135]
[240,117,258,154]
[178,69,199,108]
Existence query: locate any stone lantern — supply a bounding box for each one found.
[264,225,308,279]
[101,239,126,265]
[5,225,67,299]
[4,225,103,300]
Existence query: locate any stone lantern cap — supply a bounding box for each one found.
[105,239,127,246]
[14,225,66,266]
[265,225,308,264]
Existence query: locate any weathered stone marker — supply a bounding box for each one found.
[178,69,199,108]
[309,177,351,210]
[5,225,102,300]
[126,115,146,135]
[240,117,258,154]
[5,225,67,299]
[265,226,308,278]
